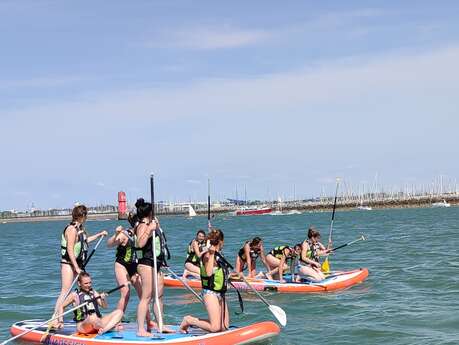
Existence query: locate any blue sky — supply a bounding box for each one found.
[1,1,459,210]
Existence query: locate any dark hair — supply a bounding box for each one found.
[250,236,262,247]
[207,228,224,246]
[72,205,88,221]
[308,226,321,239]
[78,271,91,283]
[127,212,139,228]
[196,229,206,236]
[135,198,152,219]
[294,243,302,251]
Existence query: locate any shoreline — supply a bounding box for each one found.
[1,196,457,224]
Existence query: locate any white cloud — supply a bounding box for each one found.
[147,26,270,50]
[3,45,459,154]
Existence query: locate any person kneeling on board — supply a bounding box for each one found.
[297,227,331,282]
[179,228,231,333]
[235,237,271,279]
[265,245,297,283]
[182,229,206,279]
[58,272,124,335]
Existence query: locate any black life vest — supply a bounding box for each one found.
[116,229,136,264]
[73,289,102,322]
[186,239,205,264]
[135,222,171,265]
[61,222,88,267]
[238,241,260,262]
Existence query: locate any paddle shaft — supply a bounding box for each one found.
[331,237,365,252]
[239,274,271,307]
[328,180,340,244]
[165,267,203,303]
[2,284,125,345]
[150,174,163,331]
[207,178,211,228]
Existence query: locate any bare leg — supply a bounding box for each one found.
[183,263,201,279]
[136,264,153,337]
[114,262,131,312]
[298,265,325,281]
[152,273,174,333]
[98,309,124,334]
[179,293,224,333]
[51,264,76,328]
[132,274,156,330]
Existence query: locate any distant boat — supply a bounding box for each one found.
[432,200,450,208]
[188,205,197,217]
[356,201,372,211]
[235,206,272,216]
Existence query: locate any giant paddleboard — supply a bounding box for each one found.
[10,320,280,345]
[165,268,369,293]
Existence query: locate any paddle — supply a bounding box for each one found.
[207,178,211,229]
[214,252,281,324]
[150,174,163,332]
[322,178,340,273]
[1,284,126,345]
[330,235,366,253]
[164,267,203,304]
[237,274,287,327]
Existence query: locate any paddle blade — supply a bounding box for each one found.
[269,305,287,327]
[321,257,330,273]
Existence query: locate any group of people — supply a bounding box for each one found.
[50,200,332,336]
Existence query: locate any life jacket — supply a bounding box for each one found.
[269,245,290,260]
[73,289,102,322]
[305,240,321,263]
[200,254,230,294]
[238,241,260,262]
[61,222,88,267]
[134,221,170,264]
[186,239,205,264]
[116,229,136,264]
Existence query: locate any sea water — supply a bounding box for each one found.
[1,207,458,344]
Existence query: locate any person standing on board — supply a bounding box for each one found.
[58,272,123,334]
[265,245,296,283]
[179,228,231,333]
[50,205,107,329]
[235,237,271,279]
[182,229,206,279]
[133,198,173,336]
[106,212,155,328]
[297,227,330,282]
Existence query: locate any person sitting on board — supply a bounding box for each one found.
[106,212,156,329]
[58,272,124,335]
[264,245,297,283]
[297,227,331,282]
[179,228,231,333]
[50,205,107,329]
[235,237,272,279]
[133,198,173,335]
[182,229,206,279]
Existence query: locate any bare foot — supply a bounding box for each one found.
[265,272,273,280]
[137,330,153,337]
[115,324,124,331]
[160,325,176,333]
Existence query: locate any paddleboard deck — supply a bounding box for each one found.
[166,268,369,293]
[10,320,280,345]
